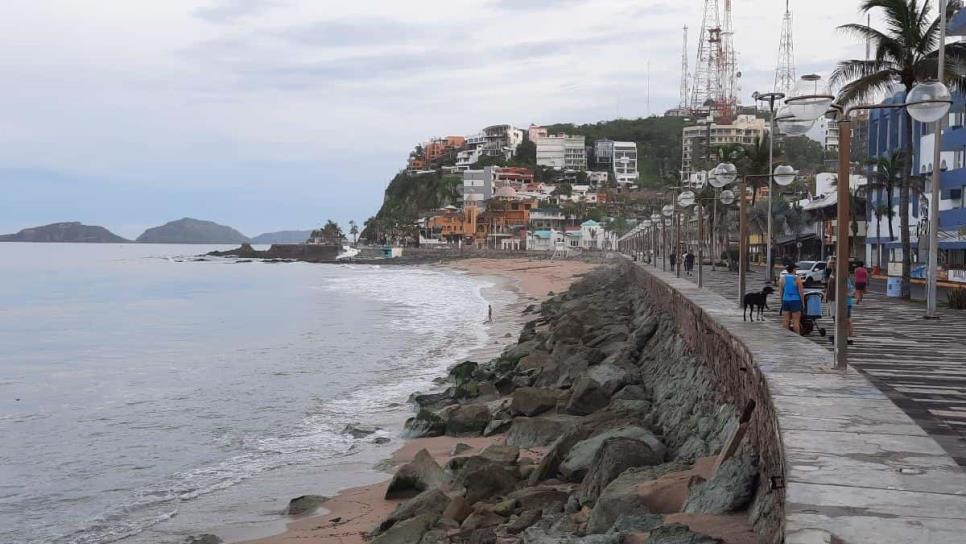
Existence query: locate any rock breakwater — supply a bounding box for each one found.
[375,265,768,544]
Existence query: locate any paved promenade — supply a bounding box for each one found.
[633,261,966,543]
[668,262,966,467]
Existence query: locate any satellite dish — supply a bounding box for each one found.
[736,71,742,78]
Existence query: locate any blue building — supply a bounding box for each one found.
[866,89,966,280]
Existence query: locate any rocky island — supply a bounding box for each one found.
[136,218,250,244]
[0,222,129,243]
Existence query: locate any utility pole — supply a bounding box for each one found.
[926,3,948,319]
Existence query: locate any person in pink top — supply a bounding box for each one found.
[854,263,869,304]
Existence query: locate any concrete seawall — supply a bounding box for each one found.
[621,258,966,544]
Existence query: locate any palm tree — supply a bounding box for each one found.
[832,0,966,298]
[873,203,891,268]
[870,151,902,241]
[348,220,359,244]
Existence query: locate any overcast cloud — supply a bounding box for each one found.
[0,0,878,238]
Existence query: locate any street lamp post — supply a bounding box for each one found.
[782,74,950,369]
[753,91,786,284]
[927,4,949,319]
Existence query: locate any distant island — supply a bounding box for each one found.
[136,218,250,244]
[0,222,129,243]
[250,230,313,244]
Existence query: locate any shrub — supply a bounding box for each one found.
[947,288,966,310]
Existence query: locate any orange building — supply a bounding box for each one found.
[476,198,537,245]
[424,136,467,163]
[495,167,534,186]
[426,206,479,242]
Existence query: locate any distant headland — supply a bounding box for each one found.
[0,222,129,243]
[0,219,316,245]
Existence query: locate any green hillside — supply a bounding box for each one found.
[546,116,685,187]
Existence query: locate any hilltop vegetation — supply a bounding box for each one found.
[363,171,461,242]
[546,116,686,187]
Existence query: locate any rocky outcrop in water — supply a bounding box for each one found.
[376,265,762,543]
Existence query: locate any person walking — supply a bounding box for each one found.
[684,251,695,276]
[853,262,868,304]
[825,265,855,344]
[781,263,806,334]
[669,252,677,271]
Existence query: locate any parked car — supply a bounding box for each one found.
[779,260,828,287]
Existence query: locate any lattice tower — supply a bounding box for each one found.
[718,0,739,123]
[775,0,796,97]
[689,0,723,115]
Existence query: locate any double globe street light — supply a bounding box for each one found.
[706,159,796,306]
[673,162,741,287]
[779,73,951,369]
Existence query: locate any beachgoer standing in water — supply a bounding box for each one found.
[781,264,806,334]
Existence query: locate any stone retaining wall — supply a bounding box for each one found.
[621,259,785,542]
[622,258,966,544]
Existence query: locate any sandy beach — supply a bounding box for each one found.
[233,258,599,544]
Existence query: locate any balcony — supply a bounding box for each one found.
[939,207,966,229]
[940,167,966,191]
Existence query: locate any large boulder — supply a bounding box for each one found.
[370,513,436,544]
[507,486,570,513]
[564,377,610,416]
[506,416,578,449]
[606,513,664,535]
[578,437,662,505]
[445,404,491,436]
[585,363,629,396]
[510,388,560,417]
[483,418,512,437]
[449,361,479,386]
[479,444,520,464]
[585,461,690,534]
[549,317,585,346]
[560,427,665,481]
[506,509,543,535]
[377,488,450,533]
[385,449,447,499]
[527,427,594,484]
[285,495,327,515]
[404,410,446,438]
[642,524,722,544]
[455,458,519,504]
[683,451,758,514]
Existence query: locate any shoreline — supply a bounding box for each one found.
[219,258,600,544]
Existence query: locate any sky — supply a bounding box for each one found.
[0,0,880,239]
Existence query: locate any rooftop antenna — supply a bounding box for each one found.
[647,60,651,117]
[679,25,690,112]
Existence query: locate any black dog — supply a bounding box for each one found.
[743,286,775,322]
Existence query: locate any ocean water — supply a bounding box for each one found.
[0,243,509,544]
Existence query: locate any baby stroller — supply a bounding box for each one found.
[800,290,827,337]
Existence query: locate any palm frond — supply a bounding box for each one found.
[834,65,898,105]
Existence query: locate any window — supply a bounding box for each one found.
[953,187,964,208]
